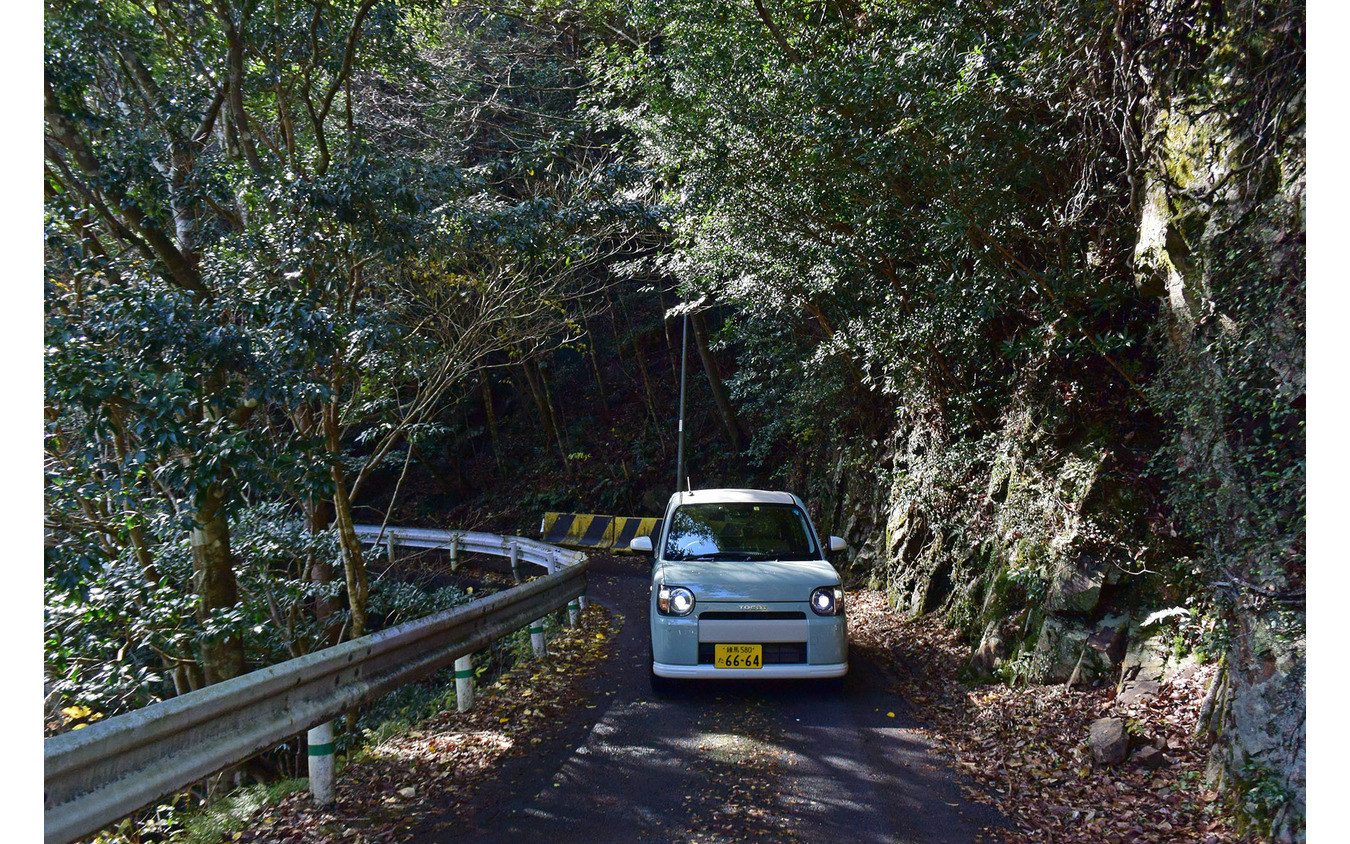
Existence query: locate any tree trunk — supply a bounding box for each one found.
[518,360,549,428]
[538,361,566,443]
[172,660,205,696]
[305,497,340,647]
[603,290,635,385]
[616,292,666,445]
[162,141,198,264]
[480,371,503,471]
[521,358,569,468]
[506,365,540,427]
[539,361,572,472]
[105,402,159,582]
[294,402,340,647]
[189,484,246,685]
[658,289,680,382]
[582,318,610,416]
[323,400,369,640]
[330,464,369,640]
[632,334,665,444]
[691,311,744,451]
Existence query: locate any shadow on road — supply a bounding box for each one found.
[407,553,1007,844]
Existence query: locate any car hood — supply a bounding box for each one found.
[656,558,840,603]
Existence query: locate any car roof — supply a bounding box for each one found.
[670,488,798,506]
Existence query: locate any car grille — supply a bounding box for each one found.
[697,611,806,620]
[698,642,808,665]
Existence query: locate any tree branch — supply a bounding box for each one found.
[753,0,801,64]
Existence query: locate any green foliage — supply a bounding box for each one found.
[177,779,309,844]
[518,486,577,515]
[1147,249,1304,613]
[43,271,338,553]
[46,505,314,717]
[994,643,1042,688]
[592,0,1155,478]
[45,553,189,717]
[44,0,658,725]
[367,580,471,628]
[87,778,308,844]
[44,503,469,723]
[354,664,458,752]
[1141,1,1305,631]
[996,566,1050,615]
[1237,760,1296,839]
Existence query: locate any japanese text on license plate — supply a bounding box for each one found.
[714,644,762,669]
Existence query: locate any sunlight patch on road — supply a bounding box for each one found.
[371,728,515,762]
[690,731,778,764]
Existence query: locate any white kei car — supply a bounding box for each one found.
[630,488,848,689]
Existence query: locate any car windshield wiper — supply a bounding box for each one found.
[684,551,775,561]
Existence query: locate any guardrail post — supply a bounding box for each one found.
[386,533,397,566]
[454,654,474,711]
[510,542,522,584]
[307,720,336,806]
[530,618,546,657]
[578,591,588,611]
[568,598,580,627]
[450,534,459,572]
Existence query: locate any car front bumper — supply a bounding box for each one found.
[651,660,848,679]
[650,598,848,679]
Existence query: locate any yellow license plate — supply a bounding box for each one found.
[714,644,762,669]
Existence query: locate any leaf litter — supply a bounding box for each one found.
[222,603,621,843]
[846,589,1258,844]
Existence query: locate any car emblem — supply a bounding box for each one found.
[737,604,770,611]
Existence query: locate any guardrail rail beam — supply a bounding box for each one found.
[44,541,588,844]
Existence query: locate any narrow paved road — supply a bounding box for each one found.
[408,553,1007,843]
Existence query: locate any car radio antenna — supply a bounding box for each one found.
[675,310,689,492]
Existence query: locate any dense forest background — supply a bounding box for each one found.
[43,1,1305,840]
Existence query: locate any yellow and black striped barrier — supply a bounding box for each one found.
[540,512,663,552]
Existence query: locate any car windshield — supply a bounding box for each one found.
[663,502,819,561]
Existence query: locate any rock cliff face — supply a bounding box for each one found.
[815,4,1304,840]
[1130,2,1304,836]
[826,395,1153,689]
[1133,75,1305,844]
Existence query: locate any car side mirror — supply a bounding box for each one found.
[829,536,847,553]
[629,535,654,555]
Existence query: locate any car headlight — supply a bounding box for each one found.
[810,586,844,616]
[658,585,696,617]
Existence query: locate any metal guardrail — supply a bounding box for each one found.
[44,537,588,844]
[353,525,587,573]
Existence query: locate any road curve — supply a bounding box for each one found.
[407,553,1007,843]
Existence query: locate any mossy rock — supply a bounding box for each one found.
[1046,554,1106,615]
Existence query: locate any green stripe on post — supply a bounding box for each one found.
[308,720,336,806]
[455,668,472,679]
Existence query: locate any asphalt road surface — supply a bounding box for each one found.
[408,553,1007,843]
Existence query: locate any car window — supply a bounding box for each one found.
[663,503,819,561]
